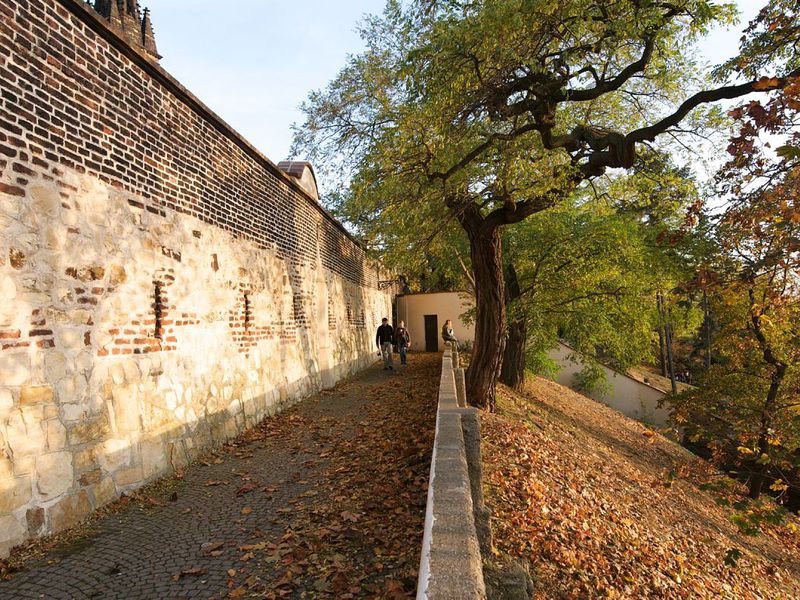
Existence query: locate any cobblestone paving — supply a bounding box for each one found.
[0,356,439,600]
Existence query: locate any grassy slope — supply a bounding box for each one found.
[482,377,800,599]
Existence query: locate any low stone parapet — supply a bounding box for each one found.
[417,346,487,599]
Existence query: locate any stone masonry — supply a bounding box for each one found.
[0,0,392,555]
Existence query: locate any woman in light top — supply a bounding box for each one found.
[441,319,457,344]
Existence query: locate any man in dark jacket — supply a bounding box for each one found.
[376,317,394,370]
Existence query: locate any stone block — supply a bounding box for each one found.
[114,465,144,488]
[75,351,92,374]
[36,451,73,498]
[78,468,101,487]
[71,451,96,477]
[140,438,166,478]
[5,409,45,458]
[89,477,117,507]
[0,353,31,387]
[61,402,87,422]
[0,456,12,480]
[47,490,90,532]
[46,419,67,451]
[68,309,93,326]
[26,507,44,535]
[13,456,35,476]
[97,438,131,473]
[0,274,16,302]
[110,385,140,434]
[20,385,54,405]
[44,352,68,382]
[0,514,26,558]
[68,415,109,446]
[44,225,65,251]
[0,476,32,514]
[55,328,84,351]
[30,185,61,217]
[167,441,189,471]
[108,264,127,285]
[121,360,140,383]
[0,388,13,413]
[110,363,125,385]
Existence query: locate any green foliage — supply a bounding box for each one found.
[723,548,742,567]
[292,0,738,242]
[572,363,611,396]
[525,354,559,381]
[505,194,677,374]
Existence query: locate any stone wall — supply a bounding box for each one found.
[417,346,487,600]
[0,0,392,555]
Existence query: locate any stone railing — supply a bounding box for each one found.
[417,344,489,599]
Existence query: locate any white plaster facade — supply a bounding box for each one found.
[549,343,672,428]
[396,292,475,352]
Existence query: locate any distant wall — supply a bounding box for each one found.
[0,0,391,555]
[549,344,671,427]
[396,292,475,352]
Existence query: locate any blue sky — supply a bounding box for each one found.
[151,0,763,164]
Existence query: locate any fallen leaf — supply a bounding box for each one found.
[200,541,225,555]
[236,482,258,496]
[172,567,207,581]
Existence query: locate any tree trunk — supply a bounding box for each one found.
[463,212,505,411]
[748,429,771,500]
[749,381,781,499]
[658,327,667,378]
[746,297,787,499]
[500,318,527,390]
[703,290,712,370]
[658,293,678,394]
[500,262,526,390]
[665,320,678,394]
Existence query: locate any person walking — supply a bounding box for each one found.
[394,320,411,366]
[376,317,395,370]
[441,319,458,344]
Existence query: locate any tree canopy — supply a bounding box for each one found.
[294,0,800,410]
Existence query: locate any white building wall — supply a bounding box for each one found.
[549,343,672,427]
[396,292,475,352]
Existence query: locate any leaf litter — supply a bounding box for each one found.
[482,377,800,599]
[211,354,439,598]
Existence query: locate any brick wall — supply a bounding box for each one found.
[0,0,392,555]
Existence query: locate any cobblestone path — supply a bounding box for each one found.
[0,354,439,600]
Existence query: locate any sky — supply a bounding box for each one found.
[150,0,765,166]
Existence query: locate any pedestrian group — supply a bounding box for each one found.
[375,317,458,370]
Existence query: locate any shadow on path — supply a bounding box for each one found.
[0,354,441,600]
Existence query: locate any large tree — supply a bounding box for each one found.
[294,0,799,410]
